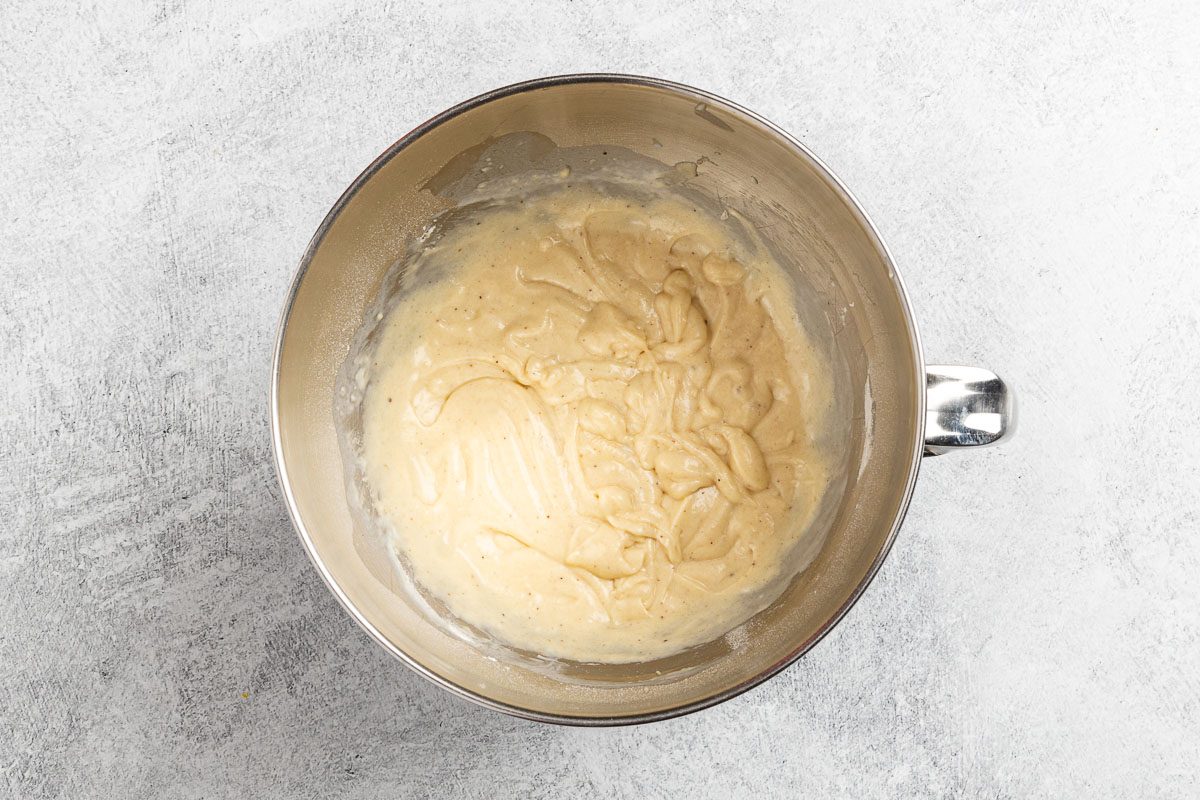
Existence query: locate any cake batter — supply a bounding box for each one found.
[358,187,832,663]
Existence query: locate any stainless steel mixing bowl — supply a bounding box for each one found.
[271,74,1013,725]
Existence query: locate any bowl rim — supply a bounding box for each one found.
[270,73,926,726]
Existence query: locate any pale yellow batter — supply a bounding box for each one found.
[359,188,832,663]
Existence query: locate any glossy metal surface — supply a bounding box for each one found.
[924,366,1015,456]
[271,74,1007,725]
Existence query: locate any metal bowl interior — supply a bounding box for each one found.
[272,75,923,724]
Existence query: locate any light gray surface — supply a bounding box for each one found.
[3,0,1199,796]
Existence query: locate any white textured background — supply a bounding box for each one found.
[3,0,1199,797]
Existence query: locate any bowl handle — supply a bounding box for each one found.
[923,365,1015,456]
